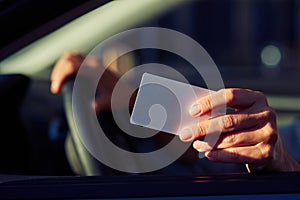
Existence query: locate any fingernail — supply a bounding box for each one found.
[193,140,212,152]
[179,128,194,142]
[189,104,202,116]
[193,140,200,148]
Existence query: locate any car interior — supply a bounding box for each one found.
[0,0,300,199]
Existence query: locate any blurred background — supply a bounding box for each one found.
[0,0,299,175]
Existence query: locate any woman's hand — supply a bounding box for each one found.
[178,88,300,172]
[50,52,119,112]
[50,51,135,113]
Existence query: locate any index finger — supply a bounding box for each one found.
[190,88,267,116]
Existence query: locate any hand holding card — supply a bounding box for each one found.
[130,73,213,135]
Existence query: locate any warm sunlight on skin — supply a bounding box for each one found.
[179,88,300,172]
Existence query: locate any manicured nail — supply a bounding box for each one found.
[189,104,202,116]
[179,128,194,142]
[193,140,201,149]
[193,140,212,152]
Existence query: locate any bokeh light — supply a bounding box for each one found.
[261,45,282,67]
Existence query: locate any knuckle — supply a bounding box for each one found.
[265,124,278,145]
[266,108,277,120]
[260,107,276,118]
[259,108,277,125]
[224,133,236,145]
[260,109,278,142]
[224,88,237,104]
[222,115,236,130]
[196,122,207,138]
[258,144,274,161]
[199,97,212,112]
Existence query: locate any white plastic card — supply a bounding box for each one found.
[130,73,213,135]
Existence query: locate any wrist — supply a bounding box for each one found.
[246,137,300,173]
[271,137,300,171]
